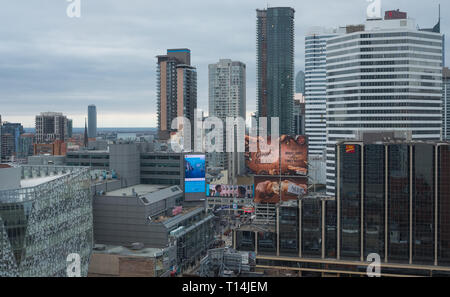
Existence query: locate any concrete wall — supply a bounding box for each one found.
[88,253,157,277]
[27,155,66,166]
[109,144,140,187]
[0,167,20,191]
[93,195,169,248]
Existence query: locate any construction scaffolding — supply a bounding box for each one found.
[199,248,254,277]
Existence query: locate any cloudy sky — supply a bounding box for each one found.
[0,0,447,127]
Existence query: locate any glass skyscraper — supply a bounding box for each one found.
[305,28,341,157]
[256,7,295,136]
[444,67,450,140]
[88,105,97,139]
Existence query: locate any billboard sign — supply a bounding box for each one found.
[207,184,254,199]
[254,177,281,204]
[280,177,308,201]
[184,154,206,201]
[254,176,308,204]
[245,135,308,176]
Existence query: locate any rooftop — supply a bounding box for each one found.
[92,244,165,258]
[105,184,169,197]
[20,173,68,188]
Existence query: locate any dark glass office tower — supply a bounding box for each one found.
[338,144,361,260]
[256,7,295,135]
[412,144,435,264]
[279,206,299,256]
[439,145,450,265]
[388,144,410,263]
[302,199,322,258]
[364,145,385,259]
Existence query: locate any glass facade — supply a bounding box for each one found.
[364,145,385,259]
[257,7,295,135]
[388,144,410,263]
[339,144,361,260]
[236,231,255,252]
[233,143,450,272]
[279,206,299,256]
[302,199,322,258]
[412,144,435,264]
[0,166,93,277]
[325,200,337,258]
[439,145,450,264]
[257,232,277,256]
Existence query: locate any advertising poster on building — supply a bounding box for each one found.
[245,135,280,175]
[254,176,281,204]
[207,184,254,199]
[280,177,308,201]
[280,135,308,176]
[245,135,308,176]
[184,154,206,200]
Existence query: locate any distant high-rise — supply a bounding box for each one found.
[88,105,97,138]
[293,93,305,135]
[444,67,450,140]
[35,112,68,144]
[295,70,305,94]
[1,122,24,158]
[305,28,341,157]
[208,59,246,173]
[325,14,443,196]
[0,116,2,161]
[157,49,197,141]
[67,119,73,138]
[257,7,295,135]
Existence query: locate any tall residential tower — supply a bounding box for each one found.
[157,49,197,141]
[257,7,295,135]
[208,59,246,176]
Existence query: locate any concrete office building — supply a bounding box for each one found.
[325,13,443,196]
[157,49,197,141]
[305,27,342,157]
[93,184,215,271]
[66,150,110,169]
[88,105,97,138]
[35,112,69,144]
[208,59,246,176]
[65,144,186,188]
[257,7,295,135]
[0,165,93,277]
[233,138,450,276]
[444,67,450,140]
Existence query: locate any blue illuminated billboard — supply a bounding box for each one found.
[184,154,206,200]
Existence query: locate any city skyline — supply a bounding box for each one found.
[0,0,448,128]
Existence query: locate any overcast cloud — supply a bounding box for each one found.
[0,0,447,127]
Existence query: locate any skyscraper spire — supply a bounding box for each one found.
[432,4,441,33]
[84,118,88,148]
